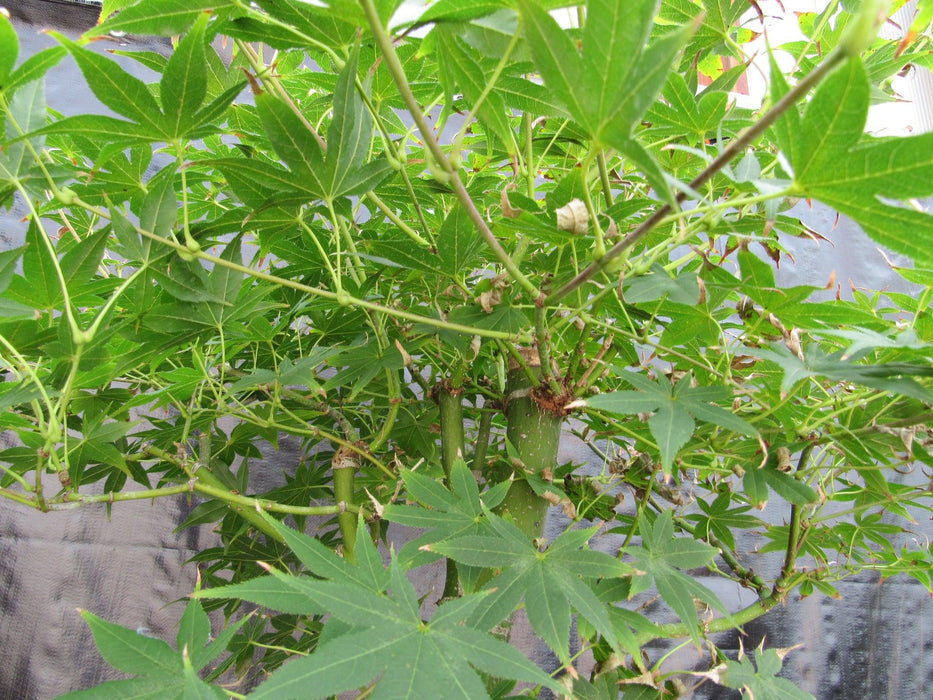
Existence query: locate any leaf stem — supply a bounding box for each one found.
[775,445,815,593]
[364,191,429,245]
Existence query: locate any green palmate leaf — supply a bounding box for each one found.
[587,371,756,473]
[263,512,390,592]
[0,247,23,295]
[54,34,166,136]
[747,342,933,402]
[515,0,590,131]
[324,48,393,198]
[211,156,311,204]
[495,75,570,118]
[738,248,776,292]
[702,645,815,700]
[55,676,224,700]
[250,0,358,49]
[790,57,933,265]
[161,12,209,138]
[96,0,232,36]
[6,221,60,310]
[150,258,219,303]
[582,0,656,122]
[193,572,327,615]
[435,27,515,152]
[0,14,16,85]
[197,518,561,699]
[418,0,509,24]
[759,460,819,506]
[327,46,368,195]
[367,238,443,274]
[517,0,690,201]
[57,602,242,699]
[624,265,699,304]
[204,234,244,314]
[60,227,110,292]
[627,510,730,648]
[175,600,209,669]
[383,459,493,580]
[190,79,246,131]
[431,513,634,664]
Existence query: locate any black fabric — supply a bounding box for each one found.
[4,0,101,32]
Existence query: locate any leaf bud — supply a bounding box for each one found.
[385,152,403,171]
[73,328,94,346]
[56,187,79,205]
[426,155,451,185]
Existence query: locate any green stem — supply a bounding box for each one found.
[437,384,466,482]
[437,382,466,598]
[533,306,562,395]
[33,482,346,515]
[523,112,535,198]
[633,591,785,647]
[141,444,359,536]
[545,47,849,305]
[472,408,493,472]
[775,444,814,593]
[0,487,37,508]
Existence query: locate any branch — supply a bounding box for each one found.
[545,47,848,305]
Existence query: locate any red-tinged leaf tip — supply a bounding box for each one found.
[895,31,917,58]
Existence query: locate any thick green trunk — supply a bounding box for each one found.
[333,447,359,562]
[501,367,563,539]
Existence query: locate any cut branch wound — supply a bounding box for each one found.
[333,445,360,562]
